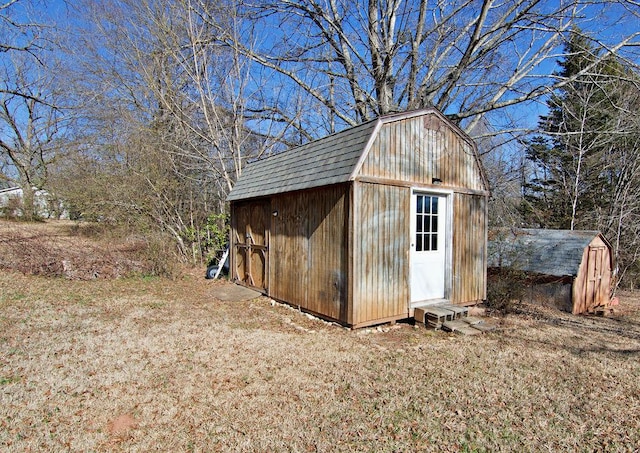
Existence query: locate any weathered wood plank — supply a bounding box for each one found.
[352,182,409,325]
[269,185,348,321]
[231,201,270,291]
[353,176,489,196]
[360,114,486,192]
[450,193,487,304]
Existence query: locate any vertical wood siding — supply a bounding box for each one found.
[573,236,612,314]
[270,185,348,321]
[360,114,485,192]
[352,182,410,325]
[230,200,270,291]
[358,112,488,309]
[451,193,487,304]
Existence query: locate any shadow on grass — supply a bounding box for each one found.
[507,303,640,356]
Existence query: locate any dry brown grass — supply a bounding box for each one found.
[0,219,152,279]
[1,222,640,451]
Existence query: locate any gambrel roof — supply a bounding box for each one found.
[227,108,486,202]
[488,228,612,277]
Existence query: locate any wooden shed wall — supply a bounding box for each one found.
[351,182,410,326]
[359,114,485,192]
[451,193,487,304]
[354,110,487,310]
[269,184,349,322]
[572,235,612,314]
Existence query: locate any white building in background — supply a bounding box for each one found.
[0,186,68,219]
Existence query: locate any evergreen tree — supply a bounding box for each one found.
[521,31,627,230]
[521,29,640,288]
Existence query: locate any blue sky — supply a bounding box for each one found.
[4,0,640,144]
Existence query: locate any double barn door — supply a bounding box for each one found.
[232,201,270,292]
[584,245,608,312]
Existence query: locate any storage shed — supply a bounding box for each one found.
[488,229,613,314]
[227,108,490,328]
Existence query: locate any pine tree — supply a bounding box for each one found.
[521,29,640,287]
[521,31,626,230]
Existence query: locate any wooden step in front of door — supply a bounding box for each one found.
[414,303,494,335]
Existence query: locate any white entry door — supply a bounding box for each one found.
[410,192,447,305]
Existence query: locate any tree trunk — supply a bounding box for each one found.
[20,185,36,221]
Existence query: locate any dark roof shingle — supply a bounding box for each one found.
[227,119,378,201]
[488,228,605,277]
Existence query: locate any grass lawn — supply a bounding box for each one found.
[1,221,639,451]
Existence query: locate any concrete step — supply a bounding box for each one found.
[414,303,469,328]
[470,322,497,333]
[443,304,469,319]
[442,320,483,335]
[461,316,483,325]
[414,304,497,335]
[414,306,455,329]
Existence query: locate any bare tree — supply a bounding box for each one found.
[0,54,66,218]
[599,81,640,288]
[0,0,67,218]
[207,0,640,138]
[562,77,640,289]
[546,78,620,231]
[0,0,44,55]
[520,33,640,288]
[138,0,290,194]
[57,0,287,262]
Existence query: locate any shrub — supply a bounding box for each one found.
[141,233,179,278]
[181,212,230,265]
[486,268,527,313]
[1,196,24,220]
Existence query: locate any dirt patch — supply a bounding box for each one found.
[107,414,138,435]
[211,283,262,301]
[0,219,150,279]
[504,293,640,347]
